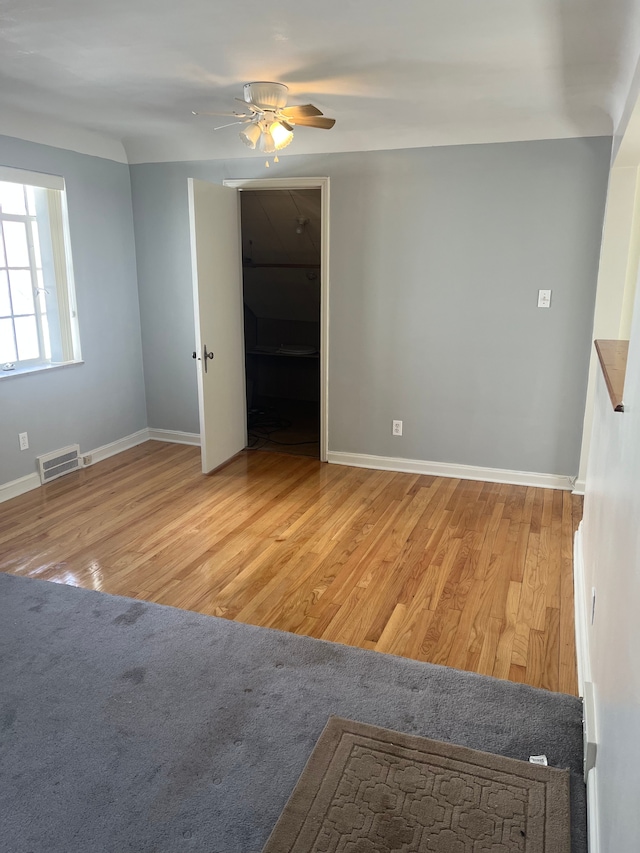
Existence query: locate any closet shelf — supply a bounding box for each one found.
[242,263,319,269]
[246,349,319,360]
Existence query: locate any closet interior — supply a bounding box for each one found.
[240,189,321,458]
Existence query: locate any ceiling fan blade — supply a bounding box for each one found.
[279,120,294,132]
[290,116,336,129]
[235,98,262,113]
[192,110,252,118]
[212,119,253,130]
[281,104,323,118]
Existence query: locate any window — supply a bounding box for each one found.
[0,167,80,375]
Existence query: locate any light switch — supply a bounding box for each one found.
[538,289,551,308]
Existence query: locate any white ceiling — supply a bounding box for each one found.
[0,0,639,164]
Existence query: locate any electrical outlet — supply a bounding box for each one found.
[538,289,552,308]
[82,454,93,467]
[18,432,29,451]
[392,420,403,436]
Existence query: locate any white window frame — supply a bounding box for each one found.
[0,166,81,379]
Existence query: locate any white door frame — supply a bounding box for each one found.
[224,176,330,462]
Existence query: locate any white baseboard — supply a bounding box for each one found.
[587,767,600,853]
[147,428,200,446]
[583,680,598,778]
[573,524,591,695]
[574,523,600,852]
[0,471,41,503]
[87,428,150,465]
[0,432,148,504]
[0,426,201,504]
[326,451,575,490]
[573,478,586,496]
[87,427,200,462]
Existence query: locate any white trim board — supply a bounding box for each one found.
[88,428,201,460]
[87,428,150,465]
[147,428,200,446]
[587,767,601,853]
[573,524,591,695]
[0,427,201,504]
[0,472,41,503]
[327,451,575,490]
[574,522,600,852]
[0,431,148,504]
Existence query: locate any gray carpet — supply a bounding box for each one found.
[0,573,586,853]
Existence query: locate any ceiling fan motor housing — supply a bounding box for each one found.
[243,82,289,110]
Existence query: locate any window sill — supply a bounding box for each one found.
[0,360,84,381]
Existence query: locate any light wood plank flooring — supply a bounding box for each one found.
[0,442,581,694]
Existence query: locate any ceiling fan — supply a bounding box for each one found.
[193,82,336,155]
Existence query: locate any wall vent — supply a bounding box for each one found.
[36,444,81,484]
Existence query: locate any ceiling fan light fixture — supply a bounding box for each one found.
[239,122,262,149]
[269,121,294,150]
[258,127,276,154]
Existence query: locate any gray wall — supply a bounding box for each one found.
[0,135,146,484]
[131,137,610,476]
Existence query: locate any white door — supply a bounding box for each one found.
[188,179,247,473]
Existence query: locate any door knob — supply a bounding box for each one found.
[203,344,214,372]
[192,347,213,370]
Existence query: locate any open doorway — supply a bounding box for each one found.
[240,188,322,458]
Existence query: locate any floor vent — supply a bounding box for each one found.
[37,444,81,484]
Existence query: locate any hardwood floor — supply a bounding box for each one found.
[0,442,581,694]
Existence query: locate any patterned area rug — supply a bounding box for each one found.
[262,717,570,853]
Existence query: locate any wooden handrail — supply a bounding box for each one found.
[595,339,629,412]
